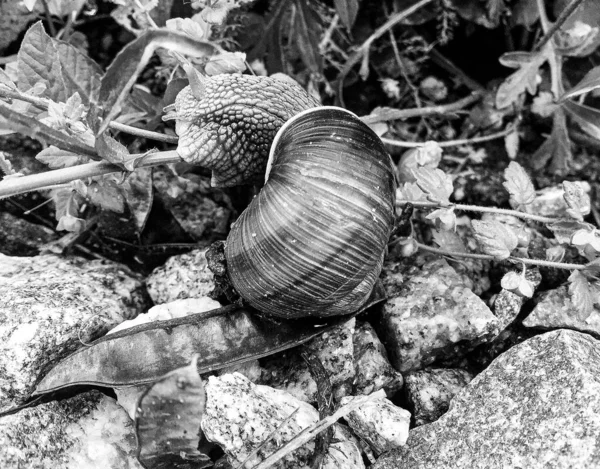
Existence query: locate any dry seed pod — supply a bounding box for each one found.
[163,74,320,187]
[225,107,396,319]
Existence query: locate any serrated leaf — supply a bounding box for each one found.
[432,229,467,253]
[412,167,453,205]
[563,180,591,221]
[95,132,130,167]
[135,356,211,469]
[17,22,101,104]
[36,145,87,169]
[561,65,600,101]
[334,0,359,30]
[397,182,426,202]
[563,100,600,140]
[87,178,125,213]
[496,48,550,109]
[532,107,572,174]
[471,219,519,260]
[568,270,596,317]
[426,207,456,231]
[501,271,534,298]
[503,161,535,208]
[547,219,591,244]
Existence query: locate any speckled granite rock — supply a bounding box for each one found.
[353,321,403,396]
[260,319,355,402]
[523,285,600,336]
[404,367,474,426]
[0,212,58,256]
[340,395,411,455]
[374,329,600,469]
[0,391,141,469]
[145,248,216,304]
[202,373,364,468]
[377,259,501,373]
[0,254,148,412]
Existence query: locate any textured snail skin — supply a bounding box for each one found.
[225,107,397,319]
[164,74,320,187]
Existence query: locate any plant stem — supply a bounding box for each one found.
[381,126,512,148]
[398,199,561,224]
[416,242,586,270]
[534,0,587,51]
[0,150,181,199]
[0,86,178,143]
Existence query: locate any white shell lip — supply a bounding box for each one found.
[264,106,359,183]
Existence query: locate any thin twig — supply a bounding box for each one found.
[40,0,57,37]
[398,199,562,224]
[534,0,587,51]
[381,125,512,148]
[361,91,483,124]
[416,242,586,270]
[251,390,386,469]
[336,0,435,106]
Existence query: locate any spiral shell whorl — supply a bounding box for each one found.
[225,107,396,318]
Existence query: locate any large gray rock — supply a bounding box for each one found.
[374,329,600,469]
[377,259,500,373]
[0,254,148,411]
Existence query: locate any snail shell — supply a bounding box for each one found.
[225,107,396,319]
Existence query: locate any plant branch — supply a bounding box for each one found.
[0,86,178,143]
[0,150,181,199]
[381,125,512,148]
[398,199,562,224]
[534,0,587,51]
[361,91,483,124]
[416,242,586,270]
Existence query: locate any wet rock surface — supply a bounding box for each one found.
[374,329,600,469]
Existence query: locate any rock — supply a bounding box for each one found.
[0,254,148,412]
[374,329,600,469]
[260,319,356,402]
[523,285,600,337]
[404,367,474,426]
[0,212,57,256]
[339,395,411,455]
[377,259,501,373]
[145,248,215,304]
[353,321,403,396]
[0,391,141,469]
[202,373,364,468]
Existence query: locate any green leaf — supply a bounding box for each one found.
[547,219,591,244]
[17,21,101,104]
[36,145,87,169]
[563,100,600,140]
[561,65,600,101]
[204,51,247,76]
[563,181,591,221]
[503,161,535,209]
[432,229,467,253]
[496,48,550,109]
[412,167,454,205]
[95,132,130,167]
[471,219,519,260]
[293,0,323,74]
[334,0,359,30]
[123,167,154,233]
[0,68,17,90]
[425,207,456,231]
[501,271,535,298]
[532,107,572,174]
[568,270,596,318]
[135,356,211,469]
[87,177,125,213]
[0,151,16,176]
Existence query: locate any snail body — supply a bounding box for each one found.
[225,107,396,319]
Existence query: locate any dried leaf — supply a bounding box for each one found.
[568,270,596,318]
[563,100,600,140]
[563,181,591,221]
[496,48,550,109]
[32,285,386,396]
[412,167,453,206]
[334,0,359,30]
[431,229,467,253]
[471,219,519,260]
[36,145,87,169]
[503,161,535,209]
[561,65,600,101]
[532,107,572,174]
[135,356,211,469]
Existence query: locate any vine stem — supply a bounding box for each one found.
[381,126,512,148]
[0,150,181,199]
[0,86,178,143]
[416,242,586,271]
[534,0,587,51]
[398,199,562,224]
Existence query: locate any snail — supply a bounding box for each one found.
[166,74,396,319]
